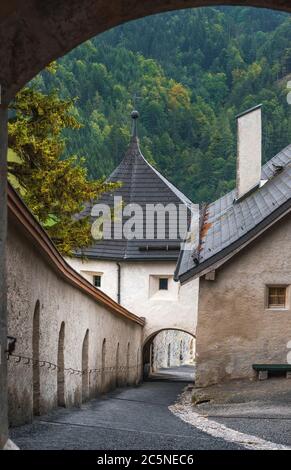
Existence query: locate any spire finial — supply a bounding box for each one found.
[131,109,139,137]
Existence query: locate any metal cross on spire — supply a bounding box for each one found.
[131,91,141,138]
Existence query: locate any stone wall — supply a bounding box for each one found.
[7,220,143,427]
[152,330,195,370]
[196,214,291,387]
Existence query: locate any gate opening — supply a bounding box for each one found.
[143,330,195,382]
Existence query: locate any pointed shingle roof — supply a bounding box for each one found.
[75,116,193,261]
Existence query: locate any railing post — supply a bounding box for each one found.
[0,103,8,449]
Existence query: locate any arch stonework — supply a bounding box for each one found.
[142,328,196,374]
[0,1,290,103]
[144,328,196,348]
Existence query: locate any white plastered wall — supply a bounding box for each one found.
[67,258,199,342]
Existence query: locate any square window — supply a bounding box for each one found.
[93,275,101,288]
[159,278,168,290]
[267,286,287,309]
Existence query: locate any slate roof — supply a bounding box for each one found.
[75,132,193,261]
[175,144,291,283]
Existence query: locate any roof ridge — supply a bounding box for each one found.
[135,144,194,207]
[123,136,140,259]
[110,132,193,207]
[206,143,291,212]
[76,129,194,261]
[176,144,291,283]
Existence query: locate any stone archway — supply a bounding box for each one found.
[0,1,290,103]
[1,0,291,448]
[143,328,196,379]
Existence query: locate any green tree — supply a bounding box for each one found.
[34,7,291,204]
[8,86,117,255]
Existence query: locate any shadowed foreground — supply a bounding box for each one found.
[10,381,241,450]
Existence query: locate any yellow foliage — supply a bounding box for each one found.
[168,83,191,110]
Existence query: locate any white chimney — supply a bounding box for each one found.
[236,104,262,200]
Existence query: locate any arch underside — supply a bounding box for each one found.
[0,0,290,102]
[144,328,196,348]
[142,328,195,367]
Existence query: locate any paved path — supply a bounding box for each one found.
[149,365,195,382]
[10,381,242,450]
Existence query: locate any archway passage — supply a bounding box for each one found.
[57,322,65,407]
[32,300,40,416]
[143,329,195,382]
[0,0,291,103]
[81,330,89,403]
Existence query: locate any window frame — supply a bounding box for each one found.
[158,277,169,291]
[266,285,289,310]
[93,274,102,288]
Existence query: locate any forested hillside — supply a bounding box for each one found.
[35,7,291,203]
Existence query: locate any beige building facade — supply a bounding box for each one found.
[176,107,291,387]
[196,214,291,386]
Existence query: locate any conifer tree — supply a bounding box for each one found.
[8,86,117,255]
